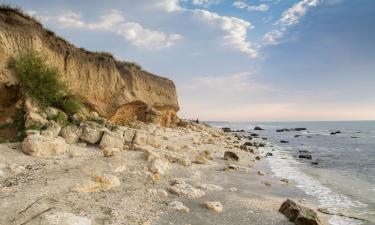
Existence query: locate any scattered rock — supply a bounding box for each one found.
[80,121,104,144]
[198,183,223,191]
[280,140,289,143]
[294,128,307,131]
[60,125,82,144]
[195,155,208,164]
[72,174,120,193]
[264,182,272,187]
[330,131,341,135]
[250,133,259,137]
[224,151,239,161]
[168,200,190,213]
[279,199,322,225]
[229,187,238,192]
[100,129,124,149]
[276,128,291,132]
[255,156,261,160]
[298,153,312,160]
[25,130,40,136]
[254,126,264,131]
[102,147,120,157]
[25,111,48,129]
[41,120,61,138]
[22,134,68,158]
[203,201,223,213]
[149,158,169,175]
[257,171,266,176]
[266,152,273,157]
[168,179,205,198]
[222,127,231,132]
[45,212,92,225]
[281,178,289,184]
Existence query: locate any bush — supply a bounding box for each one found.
[9,50,66,108]
[9,51,84,117]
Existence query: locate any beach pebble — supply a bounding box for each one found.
[168,200,189,213]
[203,201,223,213]
[257,171,266,176]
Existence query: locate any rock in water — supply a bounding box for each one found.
[279,199,322,225]
[224,151,239,161]
[222,127,231,132]
[203,201,223,213]
[254,126,263,130]
[22,134,68,158]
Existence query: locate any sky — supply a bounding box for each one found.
[3,0,375,122]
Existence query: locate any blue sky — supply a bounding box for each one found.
[4,0,375,121]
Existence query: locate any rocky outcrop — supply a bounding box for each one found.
[0,7,179,127]
[279,199,322,225]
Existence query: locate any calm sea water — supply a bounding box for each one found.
[208,121,375,225]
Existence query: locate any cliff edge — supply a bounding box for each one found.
[0,7,179,127]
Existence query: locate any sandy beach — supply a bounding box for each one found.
[0,122,327,225]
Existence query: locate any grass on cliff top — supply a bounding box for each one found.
[8,50,83,115]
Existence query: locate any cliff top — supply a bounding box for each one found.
[0,4,173,83]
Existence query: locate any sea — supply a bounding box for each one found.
[208,121,375,225]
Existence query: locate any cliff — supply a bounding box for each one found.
[0,7,179,127]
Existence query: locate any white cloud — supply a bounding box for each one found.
[263,0,320,45]
[193,9,258,58]
[41,10,181,49]
[154,0,182,12]
[279,0,319,26]
[233,1,270,12]
[192,0,221,7]
[263,29,284,45]
[116,23,182,49]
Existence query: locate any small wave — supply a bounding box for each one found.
[266,147,367,225]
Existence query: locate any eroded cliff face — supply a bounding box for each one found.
[0,8,179,127]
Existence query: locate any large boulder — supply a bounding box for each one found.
[279,199,322,225]
[100,130,124,149]
[133,130,147,146]
[25,111,48,129]
[80,121,104,144]
[41,120,61,138]
[60,125,82,144]
[123,128,136,144]
[22,134,68,158]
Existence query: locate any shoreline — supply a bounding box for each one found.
[0,122,327,225]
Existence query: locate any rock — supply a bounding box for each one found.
[60,125,82,144]
[257,171,266,176]
[250,133,259,137]
[150,158,169,175]
[168,180,205,198]
[224,164,239,171]
[45,212,92,225]
[72,174,120,193]
[229,187,238,192]
[222,127,231,132]
[264,182,272,187]
[224,151,239,161]
[298,153,312,160]
[25,130,40,136]
[100,130,124,149]
[243,142,252,146]
[102,147,120,157]
[168,200,190,213]
[280,140,289,143]
[41,120,61,138]
[198,183,223,191]
[195,155,208,164]
[311,161,319,165]
[255,155,261,160]
[266,152,273,157]
[294,128,307,131]
[330,131,341,135]
[123,128,136,143]
[22,134,68,158]
[201,150,213,160]
[281,178,289,184]
[254,126,264,130]
[133,130,147,146]
[294,135,301,138]
[276,128,291,132]
[25,111,48,129]
[80,121,104,144]
[203,201,223,213]
[279,199,322,225]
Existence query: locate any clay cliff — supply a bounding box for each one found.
[0,7,179,127]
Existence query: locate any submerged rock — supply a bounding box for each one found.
[279,199,322,225]
[254,126,264,131]
[298,153,312,160]
[222,127,231,132]
[203,201,223,213]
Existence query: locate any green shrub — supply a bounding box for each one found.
[9,50,66,108]
[55,96,83,116]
